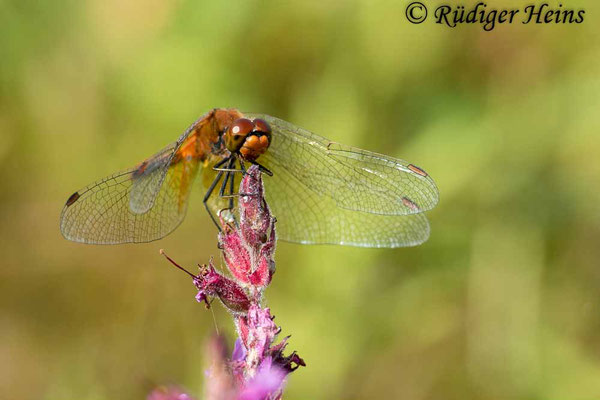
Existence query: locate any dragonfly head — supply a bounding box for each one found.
[224,117,272,161]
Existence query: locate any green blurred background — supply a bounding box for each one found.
[1,0,599,399]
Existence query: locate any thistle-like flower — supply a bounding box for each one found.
[156,165,304,400]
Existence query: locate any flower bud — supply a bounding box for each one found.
[239,166,273,247]
[219,166,276,290]
[194,262,251,314]
[219,225,252,285]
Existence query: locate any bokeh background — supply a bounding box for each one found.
[1,0,599,399]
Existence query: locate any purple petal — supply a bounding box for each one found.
[232,338,247,362]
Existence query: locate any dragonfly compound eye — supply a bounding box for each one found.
[225,118,254,152]
[252,118,271,135]
[235,117,272,161]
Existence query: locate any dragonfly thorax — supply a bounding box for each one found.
[224,117,272,161]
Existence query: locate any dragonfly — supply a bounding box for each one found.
[60,108,438,248]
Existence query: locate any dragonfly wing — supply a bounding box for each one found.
[128,115,207,214]
[60,114,212,244]
[258,153,430,247]
[246,114,437,247]
[60,154,200,244]
[128,145,176,214]
[247,114,439,215]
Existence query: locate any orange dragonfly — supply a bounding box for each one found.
[60,108,438,248]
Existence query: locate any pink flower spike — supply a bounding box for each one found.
[161,165,304,400]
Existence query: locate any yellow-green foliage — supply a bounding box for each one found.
[1,1,599,399]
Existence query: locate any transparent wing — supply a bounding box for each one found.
[128,145,175,214]
[246,113,439,247]
[60,113,211,244]
[247,114,439,215]
[261,160,430,247]
[60,151,200,244]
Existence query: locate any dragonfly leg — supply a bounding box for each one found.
[213,167,245,172]
[214,157,241,227]
[228,158,236,210]
[203,169,225,230]
[217,158,240,199]
[214,156,243,174]
[218,158,260,199]
[218,163,232,197]
[218,158,239,214]
[248,160,273,176]
[212,156,230,170]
